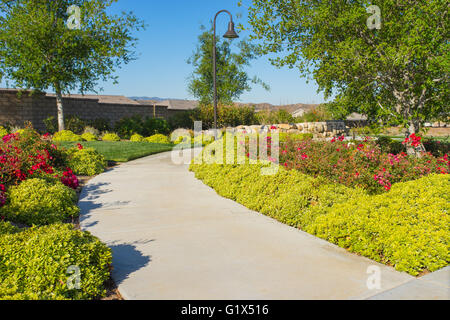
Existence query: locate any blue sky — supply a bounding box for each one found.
[2,0,326,105]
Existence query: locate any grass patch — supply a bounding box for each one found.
[57,141,173,162]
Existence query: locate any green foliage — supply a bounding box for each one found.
[80,132,98,142]
[43,116,58,134]
[190,162,362,229]
[188,25,269,106]
[306,174,450,276]
[65,116,87,135]
[130,133,145,142]
[294,106,333,123]
[88,119,111,133]
[0,126,8,138]
[245,0,449,138]
[101,133,121,142]
[193,105,258,129]
[168,111,195,130]
[0,222,112,300]
[190,156,449,275]
[145,134,171,144]
[256,109,294,125]
[114,116,170,139]
[1,178,79,226]
[0,0,145,131]
[66,148,107,176]
[53,130,83,142]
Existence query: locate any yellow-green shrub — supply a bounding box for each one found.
[66,148,107,176]
[306,174,450,276]
[53,130,83,142]
[1,178,79,226]
[0,126,8,138]
[130,133,145,142]
[190,144,450,276]
[81,132,98,142]
[101,133,121,142]
[190,162,362,228]
[0,222,112,300]
[145,134,171,144]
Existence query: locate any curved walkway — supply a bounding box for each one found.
[79,150,449,300]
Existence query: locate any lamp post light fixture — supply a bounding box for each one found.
[213,10,239,135]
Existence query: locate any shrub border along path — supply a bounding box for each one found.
[78,149,449,300]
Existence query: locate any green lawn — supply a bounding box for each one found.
[58,141,174,162]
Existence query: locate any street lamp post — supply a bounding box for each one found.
[213,10,239,135]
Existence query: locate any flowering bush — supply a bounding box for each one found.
[0,178,79,226]
[60,168,80,190]
[279,137,449,193]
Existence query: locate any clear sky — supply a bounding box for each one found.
[1,0,327,105]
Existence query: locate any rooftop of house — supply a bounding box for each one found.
[136,99,199,110]
[46,93,141,105]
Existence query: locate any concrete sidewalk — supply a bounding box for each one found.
[79,150,449,300]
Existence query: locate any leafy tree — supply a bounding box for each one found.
[187,25,269,106]
[244,0,449,154]
[0,0,145,131]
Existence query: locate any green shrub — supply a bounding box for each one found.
[66,148,107,176]
[65,116,87,135]
[114,116,170,139]
[145,134,171,144]
[88,118,111,133]
[279,132,313,142]
[190,147,449,276]
[306,174,450,276]
[81,132,98,142]
[1,178,79,226]
[53,130,83,142]
[130,133,145,142]
[43,116,58,134]
[190,161,362,228]
[0,222,112,300]
[0,126,9,138]
[101,133,121,142]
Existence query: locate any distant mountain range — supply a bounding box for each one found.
[128,96,187,102]
[129,97,320,112]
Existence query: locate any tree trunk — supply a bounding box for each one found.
[55,84,65,131]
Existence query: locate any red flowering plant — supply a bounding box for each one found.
[0,127,79,194]
[280,136,449,194]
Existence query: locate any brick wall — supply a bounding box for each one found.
[0,89,182,132]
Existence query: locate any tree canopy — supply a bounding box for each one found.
[0,0,145,130]
[244,0,449,146]
[187,25,269,106]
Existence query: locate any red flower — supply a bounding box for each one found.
[77,143,84,150]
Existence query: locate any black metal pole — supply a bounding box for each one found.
[213,10,234,135]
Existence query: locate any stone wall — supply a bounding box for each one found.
[0,89,182,132]
[227,121,349,138]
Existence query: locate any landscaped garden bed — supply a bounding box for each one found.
[190,133,450,276]
[0,125,179,300]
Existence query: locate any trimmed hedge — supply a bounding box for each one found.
[0,222,112,300]
[190,158,449,275]
[306,174,450,276]
[1,178,79,226]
